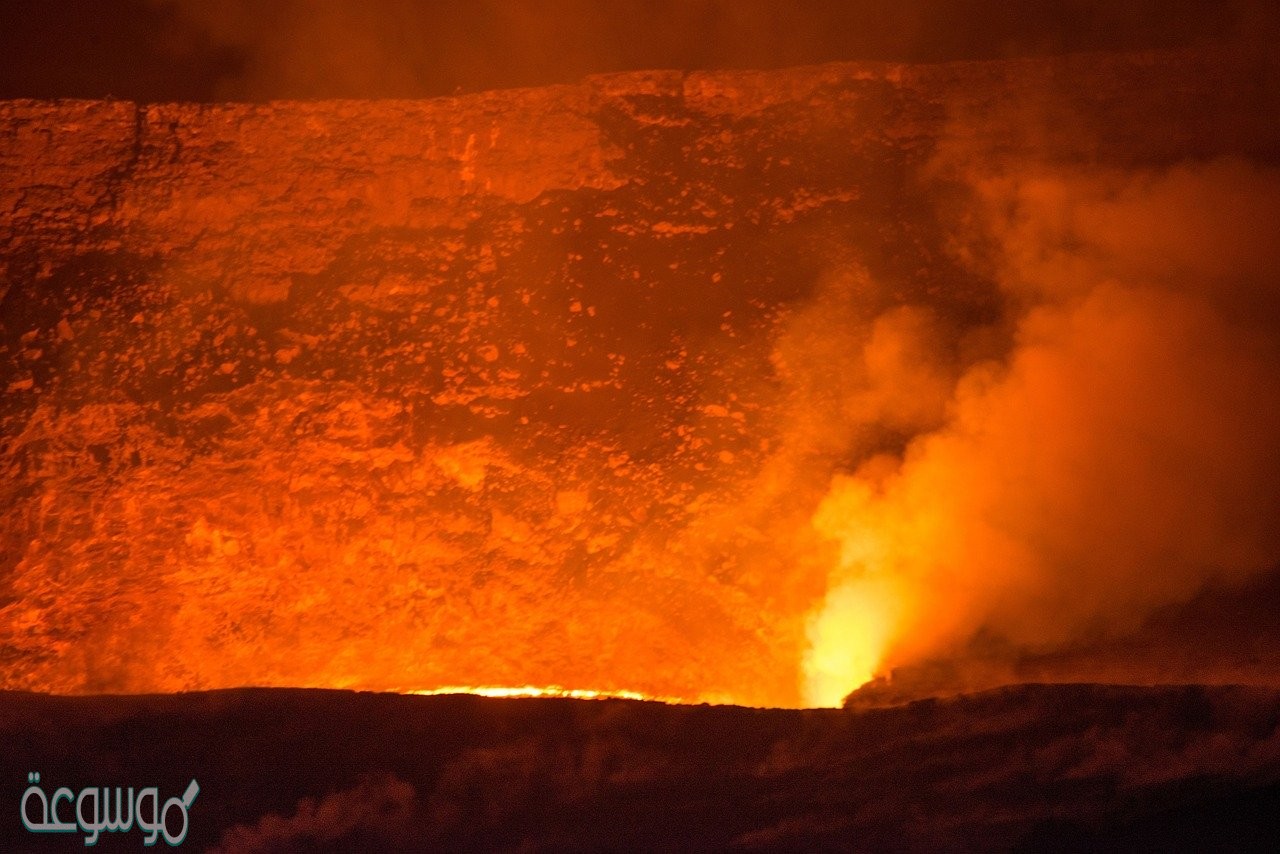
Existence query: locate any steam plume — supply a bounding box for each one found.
[802,157,1280,705]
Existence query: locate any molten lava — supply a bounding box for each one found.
[407,685,693,704]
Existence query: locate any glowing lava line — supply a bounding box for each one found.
[405,685,696,703]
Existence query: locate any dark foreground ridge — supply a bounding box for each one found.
[2,682,1279,851]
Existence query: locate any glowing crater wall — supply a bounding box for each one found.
[1,51,1272,706]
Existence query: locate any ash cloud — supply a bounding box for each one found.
[804,155,1280,704]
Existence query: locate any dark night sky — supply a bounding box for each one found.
[0,0,1274,102]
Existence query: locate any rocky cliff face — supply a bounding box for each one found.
[2,49,1275,704]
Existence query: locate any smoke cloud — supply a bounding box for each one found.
[802,157,1280,705]
[211,774,416,853]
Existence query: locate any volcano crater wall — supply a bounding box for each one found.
[1,49,1276,705]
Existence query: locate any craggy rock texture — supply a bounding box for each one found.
[3,684,1280,851]
[2,49,1278,704]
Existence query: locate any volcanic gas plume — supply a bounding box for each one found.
[801,158,1280,705]
[2,46,1279,709]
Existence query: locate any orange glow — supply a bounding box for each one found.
[4,51,1280,713]
[799,159,1280,705]
[406,685,697,704]
[802,578,897,707]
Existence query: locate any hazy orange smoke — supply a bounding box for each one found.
[801,158,1280,705]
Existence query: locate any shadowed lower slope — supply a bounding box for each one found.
[3,683,1279,851]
